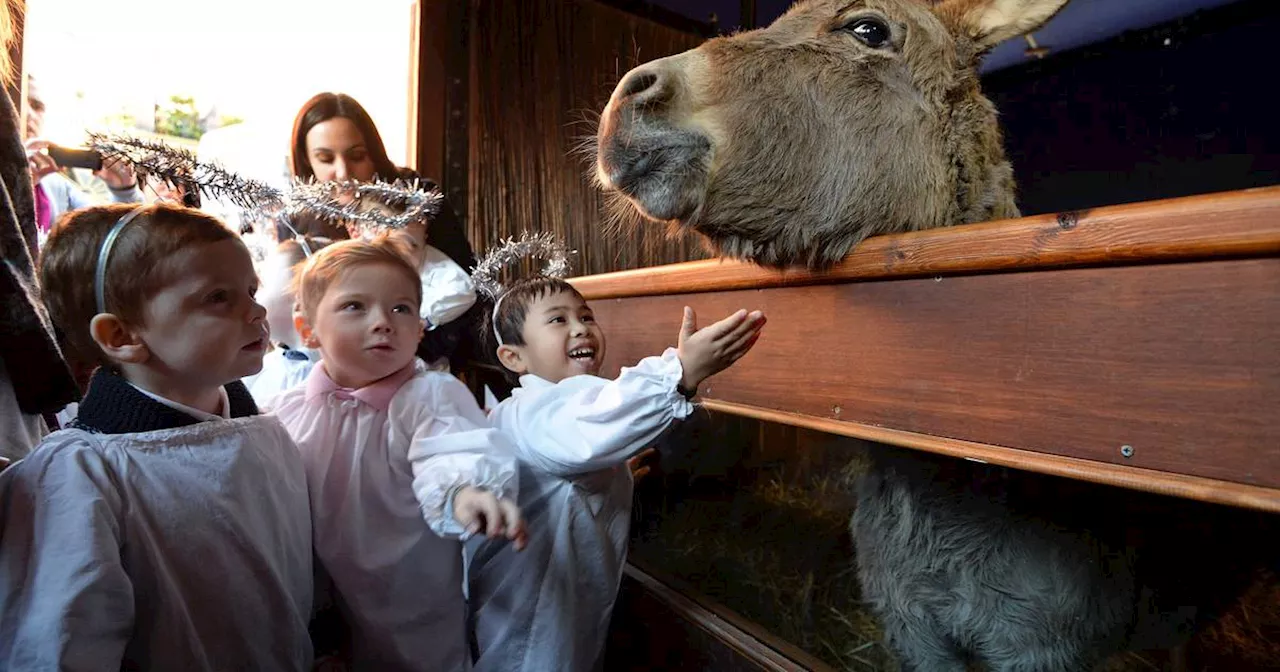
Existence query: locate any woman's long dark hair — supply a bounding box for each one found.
[289,92,399,181]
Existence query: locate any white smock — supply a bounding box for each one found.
[270,359,518,672]
[469,348,694,672]
[242,345,319,407]
[0,417,314,671]
[419,243,477,329]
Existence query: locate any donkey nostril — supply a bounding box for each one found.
[620,71,660,101]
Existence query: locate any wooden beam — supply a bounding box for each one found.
[608,561,831,671]
[576,188,1280,512]
[701,401,1280,512]
[740,0,758,30]
[411,0,445,178]
[445,0,470,223]
[571,186,1280,299]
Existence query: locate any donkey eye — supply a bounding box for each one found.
[843,18,890,48]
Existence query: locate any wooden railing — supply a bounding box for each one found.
[570,186,1280,512]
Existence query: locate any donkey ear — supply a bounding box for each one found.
[937,0,1069,50]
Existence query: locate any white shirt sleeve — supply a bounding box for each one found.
[396,374,518,537]
[106,184,144,205]
[418,245,477,329]
[493,348,695,477]
[0,438,134,669]
[64,180,95,211]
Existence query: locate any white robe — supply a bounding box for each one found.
[0,417,314,671]
[419,243,477,329]
[469,348,694,672]
[270,360,518,672]
[242,346,319,408]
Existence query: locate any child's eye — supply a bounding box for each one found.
[341,301,363,311]
[548,316,566,324]
[582,313,596,323]
[393,304,413,314]
[206,290,229,304]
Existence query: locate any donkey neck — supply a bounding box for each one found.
[942,73,1021,226]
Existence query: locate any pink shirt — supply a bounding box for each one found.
[270,360,518,671]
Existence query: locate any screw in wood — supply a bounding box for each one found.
[1120,445,1135,458]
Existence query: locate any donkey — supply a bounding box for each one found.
[594,1,1272,670]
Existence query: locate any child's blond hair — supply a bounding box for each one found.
[292,234,422,318]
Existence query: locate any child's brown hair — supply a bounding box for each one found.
[292,234,422,318]
[38,203,238,367]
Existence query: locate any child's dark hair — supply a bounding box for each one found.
[483,277,584,348]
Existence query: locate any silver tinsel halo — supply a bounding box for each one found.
[88,133,445,235]
[288,178,444,235]
[471,231,575,300]
[89,132,283,209]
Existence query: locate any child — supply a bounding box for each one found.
[0,203,314,670]
[468,276,766,672]
[268,236,525,671]
[363,200,478,372]
[395,215,477,336]
[242,235,332,405]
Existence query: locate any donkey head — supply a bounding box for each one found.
[596,0,1069,268]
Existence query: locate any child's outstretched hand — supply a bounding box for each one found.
[676,306,766,395]
[453,486,528,551]
[627,447,658,482]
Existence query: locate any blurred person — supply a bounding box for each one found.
[0,1,79,462]
[23,74,142,245]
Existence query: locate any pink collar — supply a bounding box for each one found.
[305,361,417,411]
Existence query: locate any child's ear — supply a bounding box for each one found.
[294,313,320,349]
[496,345,528,376]
[89,313,148,364]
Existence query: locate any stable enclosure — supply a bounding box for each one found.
[419,1,1280,669]
[590,188,1280,671]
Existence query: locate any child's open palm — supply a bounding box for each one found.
[454,486,528,551]
[676,306,766,395]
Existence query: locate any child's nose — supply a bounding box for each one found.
[370,307,393,331]
[247,298,267,323]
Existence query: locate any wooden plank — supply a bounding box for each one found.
[410,0,447,179]
[588,258,1280,509]
[571,186,1280,299]
[606,562,828,672]
[702,401,1280,512]
[626,558,838,671]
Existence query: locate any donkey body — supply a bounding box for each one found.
[595,1,1270,669]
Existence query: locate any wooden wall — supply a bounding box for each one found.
[462,0,710,276]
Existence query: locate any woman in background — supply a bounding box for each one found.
[288,92,480,372]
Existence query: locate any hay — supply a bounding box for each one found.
[629,459,1274,671]
[1194,568,1280,670]
[630,466,898,671]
